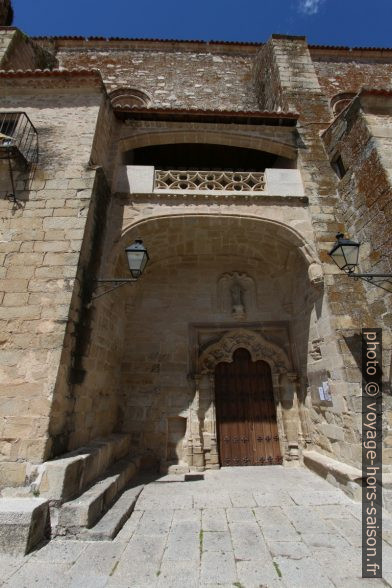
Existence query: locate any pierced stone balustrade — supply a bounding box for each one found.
[154,170,266,192]
[113,165,305,197]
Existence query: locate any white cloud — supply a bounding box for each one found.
[298,0,326,15]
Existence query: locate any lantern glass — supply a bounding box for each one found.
[329,233,360,273]
[125,239,149,278]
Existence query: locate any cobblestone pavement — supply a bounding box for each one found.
[1,466,391,587]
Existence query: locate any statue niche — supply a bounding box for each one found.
[217,272,256,319]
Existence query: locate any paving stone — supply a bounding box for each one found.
[236,558,285,587]
[254,506,299,540]
[135,494,193,510]
[283,505,334,535]
[328,516,363,547]
[114,509,143,542]
[0,554,25,583]
[67,574,107,588]
[312,546,362,577]
[330,577,385,587]
[274,555,335,587]
[30,539,87,563]
[163,521,200,561]
[108,560,159,586]
[229,491,257,507]
[267,540,311,559]
[200,550,237,585]
[288,489,352,506]
[136,509,173,535]
[172,508,200,524]
[202,530,232,552]
[3,466,390,587]
[201,508,228,531]
[2,562,71,588]
[193,492,232,509]
[253,490,295,507]
[382,542,392,572]
[117,534,166,566]
[301,532,351,549]
[313,505,361,520]
[230,521,269,560]
[66,542,125,577]
[226,506,255,522]
[157,560,199,587]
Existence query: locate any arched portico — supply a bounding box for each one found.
[94,212,324,473]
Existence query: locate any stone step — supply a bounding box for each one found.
[87,482,145,540]
[56,457,138,535]
[36,433,132,504]
[0,498,49,555]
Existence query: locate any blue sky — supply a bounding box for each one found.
[12,0,391,47]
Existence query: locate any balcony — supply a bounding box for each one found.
[0,111,38,166]
[155,170,266,193]
[114,166,305,198]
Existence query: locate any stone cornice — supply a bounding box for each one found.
[115,191,308,206]
[0,68,106,93]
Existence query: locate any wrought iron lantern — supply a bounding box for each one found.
[125,239,149,278]
[328,233,392,292]
[92,239,149,299]
[329,233,360,274]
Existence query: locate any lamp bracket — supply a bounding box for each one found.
[347,272,392,293]
[91,278,137,300]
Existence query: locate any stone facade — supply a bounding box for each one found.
[0,22,391,516]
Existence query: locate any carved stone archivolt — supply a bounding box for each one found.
[217,272,256,319]
[182,328,305,470]
[198,328,291,375]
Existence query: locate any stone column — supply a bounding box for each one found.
[189,375,205,470]
[208,374,220,468]
[286,372,302,463]
[272,372,288,460]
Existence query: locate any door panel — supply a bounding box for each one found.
[215,347,282,466]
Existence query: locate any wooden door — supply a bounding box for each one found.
[215,347,282,466]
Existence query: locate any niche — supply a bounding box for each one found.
[167,417,187,463]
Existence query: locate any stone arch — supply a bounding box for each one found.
[113,213,321,274]
[198,328,291,376]
[330,92,356,116]
[118,129,297,160]
[109,87,152,108]
[187,328,302,469]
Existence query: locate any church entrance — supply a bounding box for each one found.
[215,347,282,466]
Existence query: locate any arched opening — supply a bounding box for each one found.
[123,142,294,171]
[99,215,321,470]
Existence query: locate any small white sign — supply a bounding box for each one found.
[318,386,325,401]
[322,381,332,402]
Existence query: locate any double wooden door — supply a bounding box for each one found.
[215,347,282,466]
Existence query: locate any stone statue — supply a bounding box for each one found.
[230,281,245,318]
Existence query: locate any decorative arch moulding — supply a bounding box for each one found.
[197,328,292,375]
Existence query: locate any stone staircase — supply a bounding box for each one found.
[41,434,158,540]
[54,457,145,540]
[0,433,158,553]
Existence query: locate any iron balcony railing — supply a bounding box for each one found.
[155,170,266,192]
[0,111,38,166]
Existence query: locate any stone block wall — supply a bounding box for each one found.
[253,35,372,468]
[38,39,261,111]
[0,71,119,486]
[313,57,392,103]
[0,29,57,71]
[322,91,392,457]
